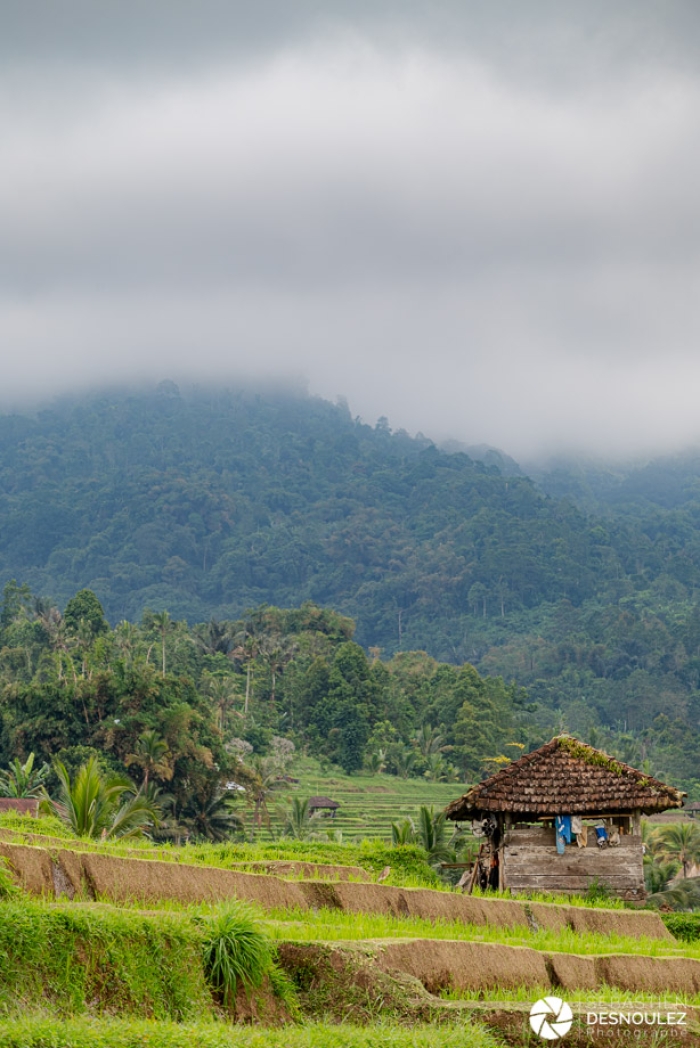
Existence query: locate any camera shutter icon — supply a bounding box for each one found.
[529,996,574,1040]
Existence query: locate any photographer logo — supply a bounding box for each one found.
[529,996,574,1040]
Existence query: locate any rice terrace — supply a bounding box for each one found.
[6,0,700,1038]
[1,525,700,1047]
[2,756,700,1048]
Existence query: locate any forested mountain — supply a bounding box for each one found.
[2,383,700,791]
[0,382,611,649]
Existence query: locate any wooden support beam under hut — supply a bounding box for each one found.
[444,735,685,903]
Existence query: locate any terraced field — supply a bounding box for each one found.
[263,764,462,840]
[1,817,699,1046]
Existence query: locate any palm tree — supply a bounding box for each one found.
[644,852,680,894]
[413,724,445,760]
[391,817,415,846]
[191,618,233,657]
[125,730,173,790]
[230,630,260,717]
[259,635,297,707]
[180,786,243,842]
[201,673,242,732]
[248,756,282,830]
[655,823,700,879]
[0,752,49,798]
[648,877,700,911]
[42,757,159,839]
[364,749,386,775]
[147,611,175,677]
[416,805,455,865]
[284,797,314,840]
[114,621,140,668]
[424,752,449,781]
[393,746,416,779]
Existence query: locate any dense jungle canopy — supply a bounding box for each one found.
[1,383,700,794]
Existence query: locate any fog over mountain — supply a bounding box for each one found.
[3,2,700,457]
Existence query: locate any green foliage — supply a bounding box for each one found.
[178,785,243,843]
[654,823,700,879]
[1,387,700,805]
[0,1018,501,1048]
[0,899,210,1020]
[0,753,49,798]
[3,385,700,797]
[415,805,455,866]
[583,877,615,905]
[43,757,159,840]
[557,736,625,775]
[390,817,415,846]
[647,877,700,912]
[63,589,109,636]
[0,811,73,838]
[283,797,313,840]
[0,858,18,898]
[357,841,441,886]
[662,912,700,941]
[199,904,272,1008]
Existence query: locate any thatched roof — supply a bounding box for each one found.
[308,795,340,810]
[445,736,685,820]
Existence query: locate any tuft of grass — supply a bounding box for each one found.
[267,958,302,1019]
[199,904,272,1008]
[0,858,18,899]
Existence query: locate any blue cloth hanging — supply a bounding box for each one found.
[555,815,573,845]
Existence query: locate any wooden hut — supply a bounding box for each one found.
[308,796,340,819]
[445,736,685,902]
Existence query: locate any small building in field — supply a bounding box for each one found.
[308,796,340,818]
[445,736,685,902]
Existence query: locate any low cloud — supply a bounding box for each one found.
[2,5,700,458]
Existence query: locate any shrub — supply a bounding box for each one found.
[358,841,441,886]
[662,913,700,942]
[200,905,272,1008]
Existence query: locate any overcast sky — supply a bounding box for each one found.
[3,1,700,459]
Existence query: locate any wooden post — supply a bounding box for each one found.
[467,841,485,895]
[499,814,508,890]
[632,810,641,836]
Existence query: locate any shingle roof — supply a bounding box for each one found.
[445,736,685,820]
